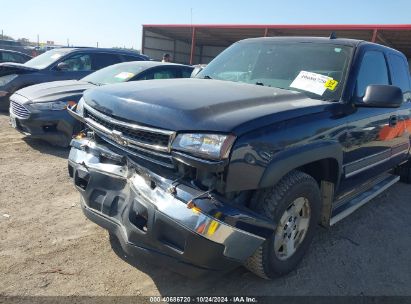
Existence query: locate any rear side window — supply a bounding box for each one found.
[91,53,122,70]
[388,54,411,95]
[356,51,389,98]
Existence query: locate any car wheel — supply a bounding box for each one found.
[245,170,321,279]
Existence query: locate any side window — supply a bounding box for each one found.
[138,71,154,80]
[59,54,92,71]
[388,54,411,99]
[15,54,27,63]
[182,68,193,78]
[356,51,389,98]
[2,52,20,63]
[153,68,178,79]
[141,68,178,80]
[91,53,122,70]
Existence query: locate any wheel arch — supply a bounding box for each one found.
[259,142,343,190]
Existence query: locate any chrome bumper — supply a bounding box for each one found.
[68,138,266,261]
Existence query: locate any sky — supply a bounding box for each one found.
[1,0,411,49]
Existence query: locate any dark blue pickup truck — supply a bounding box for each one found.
[67,37,411,279]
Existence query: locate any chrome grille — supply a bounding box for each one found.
[10,101,30,119]
[86,110,171,148]
[83,104,175,168]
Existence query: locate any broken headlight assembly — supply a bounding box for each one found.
[74,97,84,116]
[172,133,236,160]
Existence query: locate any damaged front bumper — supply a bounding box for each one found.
[68,138,273,276]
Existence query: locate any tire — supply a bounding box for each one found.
[245,170,321,279]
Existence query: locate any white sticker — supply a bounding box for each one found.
[115,72,135,80]
[290,71,331,96]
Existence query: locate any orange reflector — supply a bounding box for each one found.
[191,206,201,214]
[74,132,86,139]
[187,200,196,209]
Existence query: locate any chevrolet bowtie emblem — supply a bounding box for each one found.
[112,130,128,146]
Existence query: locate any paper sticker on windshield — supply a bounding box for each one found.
[324,79,339,91]
[290,71,331,96]
[115,72,135,80]
[51,53,62,59]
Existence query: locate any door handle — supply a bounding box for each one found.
[389,115,398,127]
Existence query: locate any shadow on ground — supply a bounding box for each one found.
[23,137,70,159]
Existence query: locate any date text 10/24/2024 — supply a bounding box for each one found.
[149,297,258,303]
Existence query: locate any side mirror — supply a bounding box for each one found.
[56,62,69,71]
[356,85,403,108]
[191,67,203,78]
[191,64,207,78]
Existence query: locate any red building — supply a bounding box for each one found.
[142,24,411,65]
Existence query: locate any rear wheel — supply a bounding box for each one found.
[245,170,321,279]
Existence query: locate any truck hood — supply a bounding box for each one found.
[84,78,329,134]
[15,80,95,103]
[0,62,39,76]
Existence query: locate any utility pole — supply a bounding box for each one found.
[37,34,39,47]
[67,38,69,46]
[96,42,99,48]
[1,30,3,40]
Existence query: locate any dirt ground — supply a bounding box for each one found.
[0,112,410,297]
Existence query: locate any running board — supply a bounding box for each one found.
[330,174,400,226]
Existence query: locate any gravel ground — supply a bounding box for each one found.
[0,112,410,297]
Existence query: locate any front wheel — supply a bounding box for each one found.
[245,170,321,279]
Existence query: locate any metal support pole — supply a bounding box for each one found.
[141,26,146,55]
[371,29,378,42]
[190,27,196,65]
[264,28,269,37]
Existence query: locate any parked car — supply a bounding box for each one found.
[0,49,32,64]
[67,37,411,278]
[0,47,149,111]
[9,62,193,147]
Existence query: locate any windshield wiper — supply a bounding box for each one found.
[256,82,265,86]
[203,75,213,79]
[86,81,104,86]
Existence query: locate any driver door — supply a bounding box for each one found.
[342,50,399,185]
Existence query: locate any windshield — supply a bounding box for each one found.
[24,49,70,69]
[82,62,145,85]
[197,41,353,101]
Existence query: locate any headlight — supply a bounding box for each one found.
[30,100,75,111]
[0,74,18,86]
[75,97,85,116]
[172,133,236,160]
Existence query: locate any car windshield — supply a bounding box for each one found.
[82,62,145,85]
[24,49,70,69]
[197,41,353,101]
